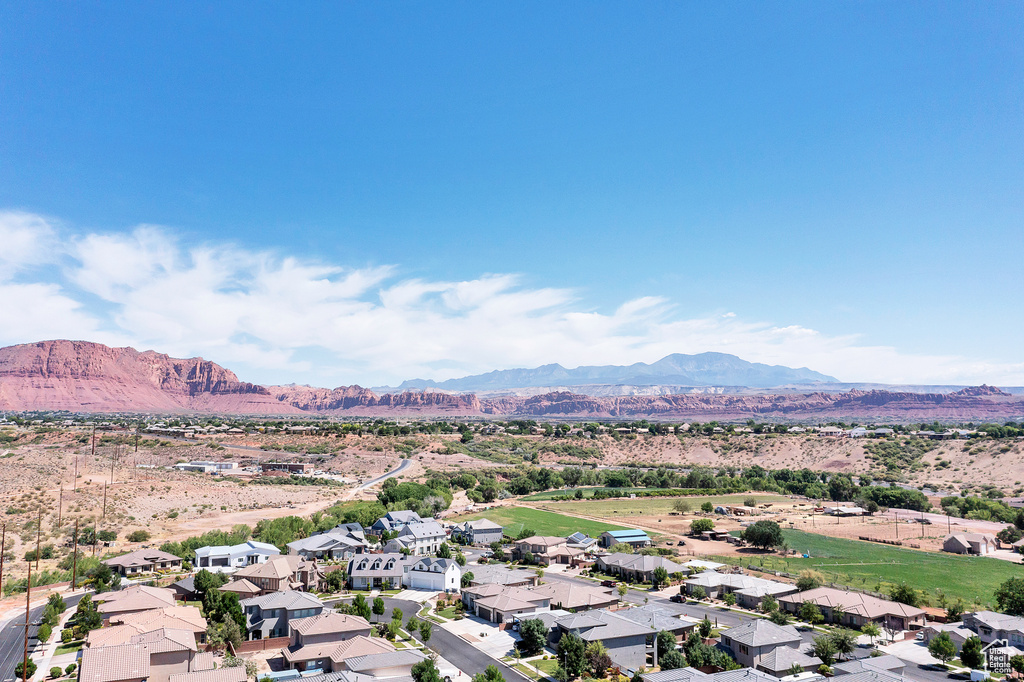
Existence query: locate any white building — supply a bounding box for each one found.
[384,521,447,556]
[406,558,461,592]
[194,540,280,570]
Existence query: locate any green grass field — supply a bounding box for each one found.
[712,529,1018,608]
[532,493,790,517]
[453,506,626,538]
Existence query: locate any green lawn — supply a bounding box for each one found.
[712,529,1019,608]
[535,493,790,517]
[55,641,84,655]
[453,506,626,537]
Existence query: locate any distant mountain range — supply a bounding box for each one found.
[1,340,1022,421]
[395,352,839,392]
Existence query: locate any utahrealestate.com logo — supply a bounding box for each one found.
[983,640,1011,675]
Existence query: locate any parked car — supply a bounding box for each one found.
[677,540,686,546]
[601,580,618,588]
[670,594,684,603]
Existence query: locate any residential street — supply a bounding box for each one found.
[0,591,83,682]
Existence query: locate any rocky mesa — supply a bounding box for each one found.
[1,340,1022,420]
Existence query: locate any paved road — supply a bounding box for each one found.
[0,591,84,682]
[326,595,531,682]
[357,459,413,491]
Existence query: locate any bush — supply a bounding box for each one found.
[61,628,73,643]
[50,667,63,679]
[127,530,151,543]
[65,664,76,676]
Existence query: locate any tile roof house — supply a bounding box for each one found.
[234,555,321,594]
[943,533,998,556]
[450,518,504,546]
[281,612,374,671]
[347,553,417,591]
[194,540,280,570]
[596,553,685,582]
[80,627,212,682]
[167,668,247,682]
[91,606,207,646]
[103,549,183,576]
[288,524,369,561]
[241,590,325,640]
[511,536,583,565]
[96,586,178,620]
[528,581,618,611]
[779,587,926,631]
[600,529,653,549]
[219,578,262,599]
[462,585,551,623]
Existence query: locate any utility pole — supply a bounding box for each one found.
[0,523,5,593]
[22,563,31,682]
[71,519,79,590]
[894,511,899,540]
[34,509,41,572]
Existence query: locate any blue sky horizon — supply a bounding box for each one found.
[1,3,1021,388]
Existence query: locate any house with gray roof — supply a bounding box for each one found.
[383,521,446,556]
[595,553,684,582]
[240,591,324,640]
[963,610,1024,647]
[549,608,660,671]
[346,553,417,591]
[615,604,698,641]
[104,549,183,577]
[450,518,504,546]
[833,655,905,677]
[778,587,926,631]
[683,571,797,609]
[344,650,427,678]
[288,525,369,561]
[195,540,280,570]
[643,669,780,682]
[406,557,461,592]
[466,564,540,588]
[370,511,423,535]
[720,620,807,671]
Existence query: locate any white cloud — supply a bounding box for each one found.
[0,210,1022,387]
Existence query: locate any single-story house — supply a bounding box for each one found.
[943,533,998,556]
[614,604,697,641]
[95,586,178,621]
[462,585,550,623]
[528,581,618,611]
[549,609,660,671]
[778,587,926,631]
[963,611,1024,646]
[596,553,684,583]
[682,571,797,609]
[104,549,183,577]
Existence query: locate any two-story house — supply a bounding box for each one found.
[383,521,447,556]
[233,555,321,594]
[370,510,423,535]
[511,536,581,565]
[280,612,373,671]
[347,553,417,591]
[240,591,324,640]
[407,558,461,592]
[450,519,504,546]
[720,620,822,677]
[287,523,369,561]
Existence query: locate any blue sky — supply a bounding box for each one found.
[0,3,1022,387]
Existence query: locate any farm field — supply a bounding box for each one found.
[453,506,626,538]
[711,529,1018,608]
[532,492,792,517]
